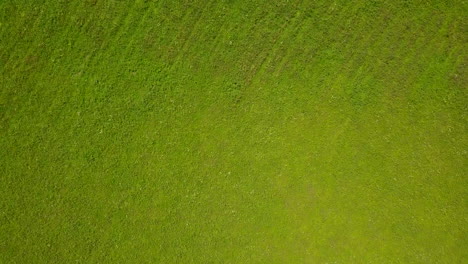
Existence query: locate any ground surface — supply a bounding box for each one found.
[0,0,467,263]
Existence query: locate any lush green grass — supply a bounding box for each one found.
[1,0,466,263]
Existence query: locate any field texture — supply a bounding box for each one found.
[1,0,467,263]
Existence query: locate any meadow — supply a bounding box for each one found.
[0,0,466,263]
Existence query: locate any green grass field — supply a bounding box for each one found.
[1,0,467,263]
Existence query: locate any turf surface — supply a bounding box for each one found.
[1,0,467,263]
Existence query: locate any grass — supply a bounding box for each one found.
[0,0,467,263]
